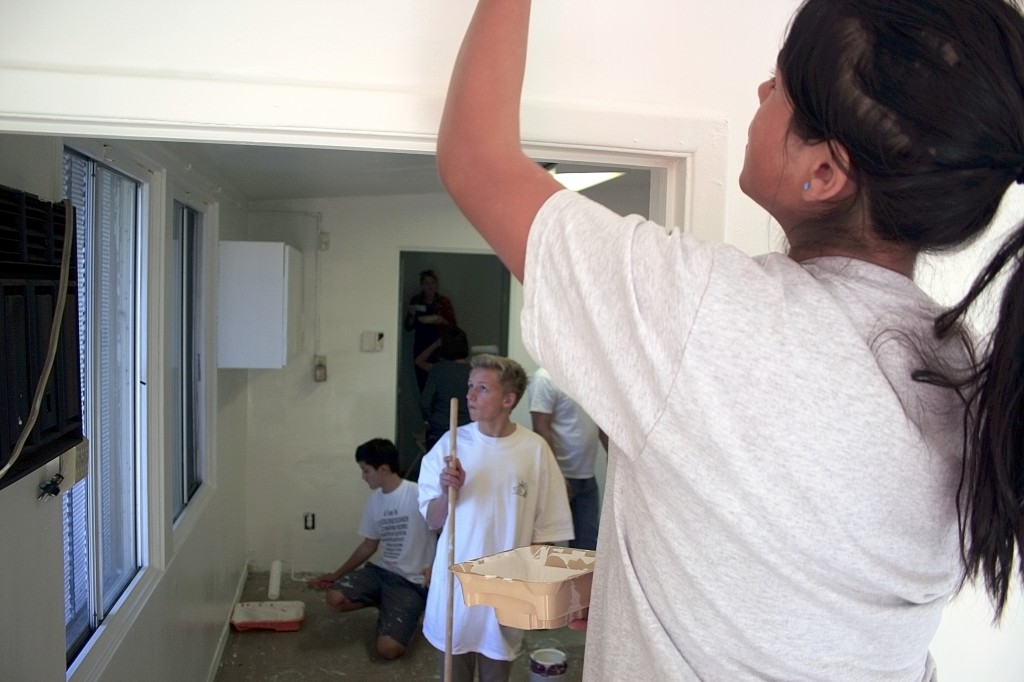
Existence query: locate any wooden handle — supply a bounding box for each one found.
[444,397,459,682]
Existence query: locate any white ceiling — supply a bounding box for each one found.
[161,141,647,202]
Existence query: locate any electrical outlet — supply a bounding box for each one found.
[313,355,327,382]
[304,512,316,530]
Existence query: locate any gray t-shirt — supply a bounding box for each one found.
[522,190,965,681]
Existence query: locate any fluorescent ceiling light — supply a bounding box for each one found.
[549,170,625,192]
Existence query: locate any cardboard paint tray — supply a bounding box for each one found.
[451,545,596,630]
[230,600,305,632]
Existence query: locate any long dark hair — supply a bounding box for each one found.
[780,0,1024,619]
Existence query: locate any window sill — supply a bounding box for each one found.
[66,566,161,682]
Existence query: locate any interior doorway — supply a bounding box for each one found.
[396,250,511,475]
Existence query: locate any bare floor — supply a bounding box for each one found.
[215,570,586,681]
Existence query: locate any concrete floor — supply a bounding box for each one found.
[215,569,586,681]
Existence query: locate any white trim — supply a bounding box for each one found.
[141,166,164,572]
[166,181,220,548]
[204,563,250,682]
[171,484,212,554]
[0,68,728,242]
[66,566,161,682]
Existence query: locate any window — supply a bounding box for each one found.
[171,201,204,518]
[62,149,144,662]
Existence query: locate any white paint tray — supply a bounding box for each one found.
[230,600,305,632]
[451,545,596,630]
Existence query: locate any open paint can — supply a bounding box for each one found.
[528,647,568,681]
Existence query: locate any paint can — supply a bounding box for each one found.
[528,647,567,682]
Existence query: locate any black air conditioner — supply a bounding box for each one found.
[0,183,83,490]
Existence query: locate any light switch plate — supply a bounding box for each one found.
[360,331,384,352]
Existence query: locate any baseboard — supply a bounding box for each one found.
[205,562,250,682]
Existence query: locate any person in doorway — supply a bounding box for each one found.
[434,0,1024,679]
[404,269,458,393]
[528,366,605,551]
[309,438,437,660]
[405,326,473,481]
[419,326,473,452]
[418,354,573,682]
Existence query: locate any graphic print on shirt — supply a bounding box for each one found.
[379,507,409,563]
[513,479,528,498]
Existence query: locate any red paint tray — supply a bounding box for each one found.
[230,600,305,632]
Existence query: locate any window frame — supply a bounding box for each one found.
[62,144,150,669]
[62,140,220,679]
[171,198,206,520]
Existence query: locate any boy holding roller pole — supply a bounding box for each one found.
[418,354,573,682]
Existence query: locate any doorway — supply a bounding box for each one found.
[396,250,511,475]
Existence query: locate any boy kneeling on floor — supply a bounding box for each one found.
[309,438,437,659]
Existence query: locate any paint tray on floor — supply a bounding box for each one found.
[230,600,306,632]
[451,545,596,630]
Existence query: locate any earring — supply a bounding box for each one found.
[802,181,811,191]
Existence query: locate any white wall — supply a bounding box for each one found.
[0,0,1021,679]
[241,193,492,572]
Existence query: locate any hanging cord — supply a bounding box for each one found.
[1,200,77,483]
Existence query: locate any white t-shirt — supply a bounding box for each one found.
[359,479,436,586]
[522,190,965,682]
[417,422,574,660]
[528,367,602,479]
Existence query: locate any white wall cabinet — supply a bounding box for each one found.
[217,241,302,368]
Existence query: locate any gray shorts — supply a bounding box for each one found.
[333,562,428,645]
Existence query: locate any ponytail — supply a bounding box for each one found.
[933,222,1024,620]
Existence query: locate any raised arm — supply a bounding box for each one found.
[436,0,563,281]
[416,338,442,374]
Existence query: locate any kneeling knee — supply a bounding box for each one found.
[325,590,359,612]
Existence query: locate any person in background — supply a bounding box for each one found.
[418,354,573,682]
[528,366,605,551]
[419,326,473,453]
[405,325,473,481]
[309,438,437,660]
[404,269,457,392]
[434,0,1024,679]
